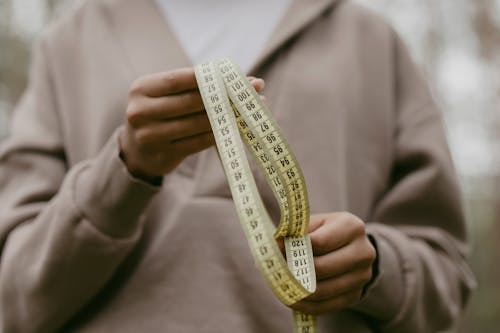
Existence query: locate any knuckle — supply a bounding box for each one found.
[163,71,179,92]
[358,240,376,265]
[338,211,351,219]
[350,217,366,237]
[129,78,145,96]
[337,211,354,220]
[134,128,150,147]
[126,102,143,126]
[356,240,376,267]
[366,242,377,262]
[360,267,373,283]
[312,233,328,254]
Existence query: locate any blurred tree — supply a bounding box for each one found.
[466,2,500,333]
[0,30,30,109]
[0,0,67,112]
[0,0,30,111]
[473,0,500,61]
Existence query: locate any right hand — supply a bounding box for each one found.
[119,68,265,183]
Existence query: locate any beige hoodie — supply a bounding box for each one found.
[0,0,475,332]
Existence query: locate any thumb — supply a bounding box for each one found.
[248,77,265,93]
[275,237,286,257]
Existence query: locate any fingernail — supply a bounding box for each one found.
[254,78,266,89]
[249,77,263,83]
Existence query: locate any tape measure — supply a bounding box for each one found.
[195,60,317,333]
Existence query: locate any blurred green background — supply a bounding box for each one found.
[1,0,499,331]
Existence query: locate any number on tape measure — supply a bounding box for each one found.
[195,60,317,333]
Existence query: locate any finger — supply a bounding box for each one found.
[314,237,375,280]
[128,92,205,127]
[134,113,212,148]
[168,113,213,142]
[308,214,329,233]
[130,68,198,97]
[310,213,365,256]
[249,78,265,92]
[172,131,216,156]
[129,76,266,126]
[306,267,372,302]
[290,289,363,315]
[275,238,285,256]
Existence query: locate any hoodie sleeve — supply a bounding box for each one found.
[350,31,476,332]
[0,36,159,333]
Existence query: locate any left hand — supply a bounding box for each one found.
[289,212,377,315]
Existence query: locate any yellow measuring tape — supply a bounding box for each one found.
[195,60,317,333]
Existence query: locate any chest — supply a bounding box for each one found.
[57,19,394,220]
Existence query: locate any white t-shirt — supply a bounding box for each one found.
[154,0,292,73]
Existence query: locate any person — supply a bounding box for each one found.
[0,0,476,332]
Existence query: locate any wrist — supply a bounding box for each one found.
[118,149,163,186]
[362,234,380,295]
[118,130,163,186]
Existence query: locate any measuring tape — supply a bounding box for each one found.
[195,60,317,333]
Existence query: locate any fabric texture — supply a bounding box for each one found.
[0,0,475,332]
[154,0,292,73]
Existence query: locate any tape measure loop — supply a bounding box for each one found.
[195,60,317,333]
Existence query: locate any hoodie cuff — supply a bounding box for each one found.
[72,128,161,238]
[349,223,406,323]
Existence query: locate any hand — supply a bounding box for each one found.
[290,212,377,315]
[120,68,265,182]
